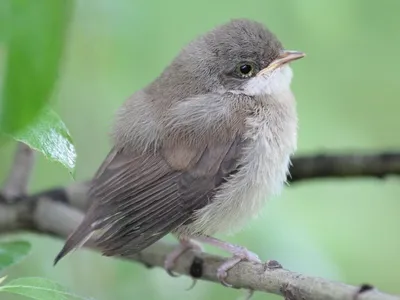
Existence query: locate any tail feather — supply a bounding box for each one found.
[54,222,94,265]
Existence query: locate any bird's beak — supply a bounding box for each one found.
[256,50,305,77]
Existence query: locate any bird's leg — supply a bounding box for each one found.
[164,237,203,277]
[193,235,261,287]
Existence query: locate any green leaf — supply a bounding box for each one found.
[0,241,31,272]
[12,108,76,175]
[0,1,11,43]
[0,0,73,133]
[0,277,91,300]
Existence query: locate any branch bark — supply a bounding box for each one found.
[2,142,35,201]
[1,150,400,300]
[289,152,400,182]
[0,194,399,300]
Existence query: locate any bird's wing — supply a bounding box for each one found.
[55,134,244,262]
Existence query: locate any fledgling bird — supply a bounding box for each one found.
[55,18,305,285]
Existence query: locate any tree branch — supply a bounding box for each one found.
[0,194,399,300]
[289,152,400,182]
[1,150,400,299]
[2,142,35,201]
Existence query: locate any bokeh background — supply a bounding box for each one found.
[1,0,400,299]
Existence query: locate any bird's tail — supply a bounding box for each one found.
[54,220,95,265]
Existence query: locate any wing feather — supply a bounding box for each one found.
[54,134,244,263]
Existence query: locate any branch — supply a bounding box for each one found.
[289,152,400,182]
[2,142,35,201]
[0,194,399,300]
[0,150,400,299]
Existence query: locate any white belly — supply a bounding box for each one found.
[177,98,298,237]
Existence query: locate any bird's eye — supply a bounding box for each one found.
[236,63,255,78]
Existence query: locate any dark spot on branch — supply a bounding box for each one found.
[265,259,282,270]
[358,283,374,293]
[353,283,374,300]
[189,256,203,278]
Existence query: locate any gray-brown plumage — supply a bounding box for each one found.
[55,19,304,284]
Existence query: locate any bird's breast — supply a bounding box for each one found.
[177,96,298,237]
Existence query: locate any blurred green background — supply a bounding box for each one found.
[1,0,400,299]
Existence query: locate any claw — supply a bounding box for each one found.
[192,236,261,287]
[219,276,231,288]
[185,279,197,291]
[243,289,254,300]
[166,269,180,277]
[217,256,242,287]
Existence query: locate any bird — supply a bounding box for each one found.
[54,18,305,286]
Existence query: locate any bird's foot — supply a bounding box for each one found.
[216,246,261,287]
[194,236,261,287]
[164,238,203,277]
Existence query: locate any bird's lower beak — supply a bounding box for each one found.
[257,50,305,77]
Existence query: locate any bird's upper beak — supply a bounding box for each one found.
[257,50,305,77]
